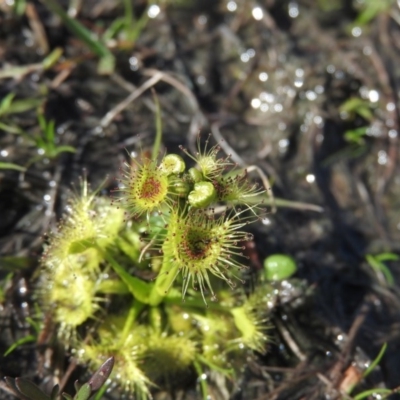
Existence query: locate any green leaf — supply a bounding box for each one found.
[42,48,63,70]
[97,279,130,294]
[374,252,399,262]
[354,388,393,400]
[344,127,368,144]
[0,93,16,115]
[41,0,115,74]
[74,383,91,400]
[4,335,36,356]
[263,254,297,281]
[98,247,153,304]
[1,98,42,116]
[68,238,97,255]
[51,146,76,156]
[362,343,387,380]
[0,162,26,172]
[50,385,59,400]
[0,121,25,134]
[366,254,395,286]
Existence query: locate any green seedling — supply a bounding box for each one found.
[102,1,150,44]
[3,357,114,400]
[33,114,76,159]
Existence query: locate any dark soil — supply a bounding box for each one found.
[1,0,400,399]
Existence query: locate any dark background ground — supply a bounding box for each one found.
[1,0,400,399]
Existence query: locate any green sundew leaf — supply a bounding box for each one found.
[68,238,97,254]
[62,394,73,400]
[25,316,41,334]
[193,359,209,400]
[0,162,26,171]
[99,247,153,303]
[150,259,180,306]
[74,383,91,400]
[354,388,393,400]
[4,335,36,356]
[15,378,51,400]
[115,236,140,262]
[97,279,130,294]
[196,354,234,376]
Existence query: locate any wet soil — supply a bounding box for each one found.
[1,0,400,399]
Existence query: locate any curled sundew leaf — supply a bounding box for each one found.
[188,181,217,208]
[159,154,186,175]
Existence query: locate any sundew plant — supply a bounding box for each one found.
[36,135,274,398]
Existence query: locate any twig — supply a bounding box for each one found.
[99,72,163,128]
